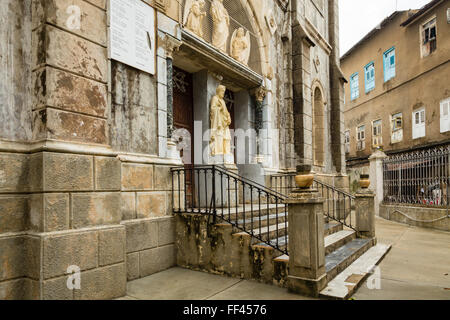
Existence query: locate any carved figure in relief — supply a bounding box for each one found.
[230,27,251,65]
[211,0,230,52]
[184,0,206,38]
[210,85,231,156]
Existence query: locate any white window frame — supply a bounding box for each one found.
[420,16,437,58]
[391,113,403,143]
[356,125,365,151]
[344,130,350,153]
[372,119,383,147]
[412,108,426,139]
[440,97,450,133]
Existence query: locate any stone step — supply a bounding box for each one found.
[213,204,287,221]
[242,222,288,244]
[324,221,343,236]
[325,230,356,255]
[235,211,288,231]
[237,223,348,257]
[320,243,392,300]
[254,235,289,255]
[325,238,375,282]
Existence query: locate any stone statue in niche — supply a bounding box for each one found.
[211,0,230,52]
[184,0,206,38]
[210,85,232,156]
[230,27,251,65]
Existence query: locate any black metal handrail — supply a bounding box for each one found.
[270,172,357,231]
[171,165,288,255]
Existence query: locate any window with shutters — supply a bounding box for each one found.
[391,113,403,143]
[412,108,426,139]
[350,73,359,101]
[383,47,395,82]
[344,130,350,154]
[421,17,437,57]
[440,98,450,133]
[372,119,382,147]
[365,62,375,93]
[356,125,365,151]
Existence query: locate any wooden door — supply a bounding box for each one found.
[173,67,195,207]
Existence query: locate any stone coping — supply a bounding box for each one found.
[0,139,183,165]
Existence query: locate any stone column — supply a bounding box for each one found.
[164,36,182,159]
[369,150,387,216]
[287,166,327,297]
[355,174,376,238]
[252,86,267,163]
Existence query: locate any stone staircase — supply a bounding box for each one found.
[173,166,391,299]
[176,203,391,300]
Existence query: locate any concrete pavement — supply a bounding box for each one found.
[119,217,450,300]
[353,217,450,300]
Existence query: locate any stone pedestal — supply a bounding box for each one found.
[355,190,376,238]
[166,138,181,160]
[369,150,387,216]
[286,188,327,297]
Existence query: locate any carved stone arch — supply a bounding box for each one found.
[239,0,269,77]
[311,79,327,167]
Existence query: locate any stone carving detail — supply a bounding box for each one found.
[265,10,278,35]
[154,0,168,12]
[230,27,251,65]
[210,85,232,156]
[165,36,182,60]
[253,86,267,103]
[183,0,206,38]
[211,0,230,52]
[252,86,267,133]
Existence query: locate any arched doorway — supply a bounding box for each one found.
[313,86,325,167]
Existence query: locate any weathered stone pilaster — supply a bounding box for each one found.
[355,190,376,239]
[369,150,388,216]
[287,188,327,297]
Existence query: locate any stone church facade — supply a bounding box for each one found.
[0,0,346,299]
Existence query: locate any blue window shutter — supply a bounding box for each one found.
[350,73,359,100]
[384,48,395,82]
[365,63,375,93]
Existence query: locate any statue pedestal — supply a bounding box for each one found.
[210,154,235,167]
[166,139,181,160]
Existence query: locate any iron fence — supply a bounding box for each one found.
[270,173,357,231]
[383,145,450,207]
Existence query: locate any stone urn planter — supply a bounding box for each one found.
[359,174,370,189]
[295,164,314,189]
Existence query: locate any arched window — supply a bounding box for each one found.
[313,86,325,166]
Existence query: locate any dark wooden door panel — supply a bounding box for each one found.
[173,67,195,207]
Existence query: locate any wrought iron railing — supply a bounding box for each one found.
[383,145,450,207]
[270,172,356,231]
[172,165,288,255]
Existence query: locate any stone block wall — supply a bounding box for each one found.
[120,162,177,281]
[0,151,127,299]
[0,0,179,299]
[32,0,108,145]
[380,204,450,232]
[0,150,178,299]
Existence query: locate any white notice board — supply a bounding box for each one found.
[110,0,156,75]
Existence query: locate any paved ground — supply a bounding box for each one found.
[353,217,450,300]
[120,217,450,300]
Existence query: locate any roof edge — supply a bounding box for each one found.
[400,0,443,27]
[340,11,405,61]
